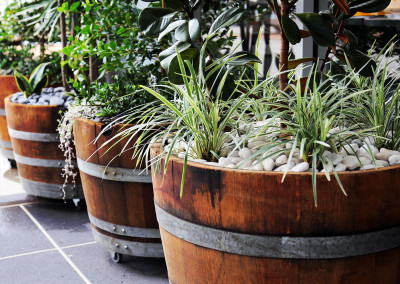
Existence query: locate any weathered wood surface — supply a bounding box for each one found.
[74,117,160,246]
[4,95,81,199]
[150,143,400,284]
[0,76,20,155]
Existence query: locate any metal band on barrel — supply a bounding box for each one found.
[0,148,14,159]
[8,128,60,142]
[88,212,160,239]
[155,203,400,259]
[77,157,152,183]
[14,153,75,168]
[19,177,84,199]
[0,140,12,148]
[0,108,5,116]
[91,228,164,258]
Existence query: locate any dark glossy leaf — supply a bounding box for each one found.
[347,50,376,77]
[342,29,358,52]
[295,13,335,47]
[14,71,31,95]
[29,62,50,91]
[330,60,346,76]
[281,16,301,45]
[209,7,243,35]
[33,75,49,94]
[349,0,391,13]
[332,0,350,14]
[165,0,188,9]
[159,41,191,62]
[168,48,200,84]
[227,51,261,66]
[158,20,187,41]
[175,18,200,42]
[138,8,176,36]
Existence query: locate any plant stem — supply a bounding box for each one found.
[58,0,70,91]
[279,0,290,91]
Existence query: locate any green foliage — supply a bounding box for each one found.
[64,0,163,116]
[138,1,249,84]
[14,62,49,97]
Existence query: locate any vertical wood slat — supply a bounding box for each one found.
[150,143,400,284]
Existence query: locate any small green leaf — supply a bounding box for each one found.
[281,16,301,45]
[295,13,335,47]
[138,8,176,36]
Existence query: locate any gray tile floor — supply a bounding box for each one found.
[0,157,169,284]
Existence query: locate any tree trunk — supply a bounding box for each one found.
[58,0,70,91]
[279,0,290,91]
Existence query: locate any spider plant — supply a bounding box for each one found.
[345,44,400,150]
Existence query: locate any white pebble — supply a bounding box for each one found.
[228,150,239,158]
[375,160,389,167]
[248,140,265,150]
[220,147,233,157]
[324,152,343,166]
[388,155,400,166]
[218,157,234,167]
[274,162,295,172]
[335,163,347,172]
[192,159,207,164]
[351,139,362,146]
[237,159,253,169]
[205,162,219,166]
[357,145,379,160]
[275,155,288,167]
[343,144,359,154]
[342,156,370,170]
[238,148,253,159]
[262,158,275,171]
[360,164,375,170]
[226,164,236,168]
[250,161,264,171]
[291,162,309,172]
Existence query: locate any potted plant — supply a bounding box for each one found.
[113,0,400,282]
[0,1,62,165]
[57,0,168,262]
[4,62,82,200]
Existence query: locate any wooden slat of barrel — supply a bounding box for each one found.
[0,76,20,159]
[150,144,400,283]
[73,117,162,256]
[4,95,82,199]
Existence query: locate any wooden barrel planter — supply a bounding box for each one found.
[73,117,163,262]
[150,144,400,284]
[4,95,83,200]
[0,75,20,161]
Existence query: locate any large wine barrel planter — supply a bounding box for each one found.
[150,144,400,284]
[0,76,20,160]
[4,95,83,199]
[73,117,163,260]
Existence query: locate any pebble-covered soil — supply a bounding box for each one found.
[10,87,74,108]
[169,132,400,173]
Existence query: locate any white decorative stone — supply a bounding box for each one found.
[238,159,253,169]
[274,162,295,172]
[193,159,206,164]
[228,150,239,158]
[335,163,347,172]
[388,155,400,166]
[205,162,219,166]
[275,155,288,167]
[375,160,389,167]
[321,163,333,173]
[238,147,253,159]
[178,152,185,159]
[357,145,379,160]
[250,161,264,171]
[324,152,343,166]
[218,157,235,167]
[343,144,359,154]
[351,139,362,146]
[220,147,233,158]
[231,157,243,165]
[248,140,265,150]
[261,158,275,171]
[291,162,309,172]
[360,164,375,170]
[342,156,370,170]
[364,136,375,146]
[262,146,284,161]
[226,164,236,168]
[285,142,293,149]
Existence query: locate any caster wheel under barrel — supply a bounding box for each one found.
[111,252,123,263]
[8,159,17,168]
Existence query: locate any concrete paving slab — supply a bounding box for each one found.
[64,243,169,284]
